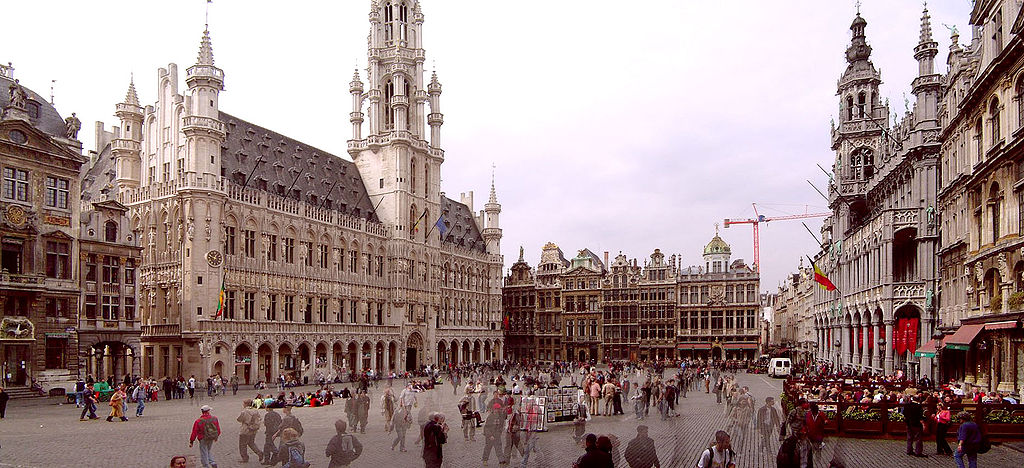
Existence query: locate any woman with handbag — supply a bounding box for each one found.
[934,403,952,455]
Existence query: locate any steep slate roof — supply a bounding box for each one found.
[81,142,117,204]
[1,75,67,138]
[441,196,486,253]
[219,112,378,222]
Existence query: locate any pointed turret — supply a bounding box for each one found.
[197,27,215,66]
[912,3,940,128]
[427,70,444,148]
[350,68,365,140]
[114,76,144,189]
[483,170,502,255]
[183,26,225,179]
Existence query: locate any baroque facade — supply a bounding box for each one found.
[811,8,941,380]
[937,0,1024,393]
[108,1,502,384]
[770,261,816,363]
[1,64,87,391]
[503,234,760,363]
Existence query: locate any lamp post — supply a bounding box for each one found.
[931,331,944,383]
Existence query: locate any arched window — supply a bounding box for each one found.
[409,203,417,239]
[384,2,394,42]
[384,79,395,130]
[399,2,409,42]
[990,182,1002,243]
[424,164,430,198]
[857,92,866,117]
[1016,79,1024,130]
[566,320,573,336]
[411,158,417,195]
[990,98,1001,144]
[104,221,118,243]
[846,96,854,120]
[975,117,984,159]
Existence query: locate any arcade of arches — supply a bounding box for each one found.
[144,335,502,385]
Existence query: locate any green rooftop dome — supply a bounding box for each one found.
[703,234,731,255]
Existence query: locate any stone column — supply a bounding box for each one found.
[103,345,112,379]
[271,350,280,382]
[370,344,378,373]
[384,345,391,372]
[89,348,98,378]
[873,321,883,370]
[327,347,335,377]
[884,320,895,374]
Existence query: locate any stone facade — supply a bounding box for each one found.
[105,1,502,384]
[503,234,760,363]
[1,65,87,390]
[770,262,817,363]
[811,9,941,380]
[937,0,1024,393]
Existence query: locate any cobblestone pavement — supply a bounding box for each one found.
[0,372,1020,467]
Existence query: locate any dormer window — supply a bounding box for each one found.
[104,221,118,242]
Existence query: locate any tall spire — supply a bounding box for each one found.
[919,2,933,44]
[488,164,498,204]
[197,27,215,65]
[124,74,139,106]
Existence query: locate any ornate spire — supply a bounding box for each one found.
[489,164,498,204]
[124,74,139,106]
[919,2,933,44]
[846,12,872,64]
[197,27,215,65]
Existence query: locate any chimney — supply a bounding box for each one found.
[604,251,609,267]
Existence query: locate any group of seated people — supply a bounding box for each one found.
[250,387,336,408]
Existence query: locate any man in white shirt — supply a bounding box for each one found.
[696,430,735,468]
[399,384,417,411]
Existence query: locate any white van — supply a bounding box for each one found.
[768,358,792,378]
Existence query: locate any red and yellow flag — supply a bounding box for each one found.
[214,276,226,318]
[809,256,837,291]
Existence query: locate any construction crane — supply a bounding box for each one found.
[723,204,830,271]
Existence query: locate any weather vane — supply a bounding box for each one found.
[855,0,861,14]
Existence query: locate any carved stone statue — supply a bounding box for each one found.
[998,254,1009,281]
[198,341,205,356]
[975,262,985,284]
[186,218,195,241]
[64,112,81,140]
[7,79,27,109]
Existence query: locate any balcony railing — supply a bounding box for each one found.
[142,323,181,337]
[182,116,225,134]
[0,272,45,288]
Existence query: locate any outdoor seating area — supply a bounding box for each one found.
[782,378,1024,440]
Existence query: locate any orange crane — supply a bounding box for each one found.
[723,204,830,271]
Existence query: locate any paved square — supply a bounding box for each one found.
[0,372,1019,467]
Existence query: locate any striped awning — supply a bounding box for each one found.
[676,343,711,350]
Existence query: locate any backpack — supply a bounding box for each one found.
[336,434,359,464]
[202,417,219,441]
[284,444,310,468]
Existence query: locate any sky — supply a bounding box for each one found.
[3,0,974,291]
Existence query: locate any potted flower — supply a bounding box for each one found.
[886,406,907,436]
[982,409,1024,436]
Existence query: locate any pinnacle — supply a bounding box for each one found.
[489,167,498,204]
[124,75,139,106]
[197,27,215,65]
[919,4,933,44]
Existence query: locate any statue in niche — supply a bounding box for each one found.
[186,218,195,241]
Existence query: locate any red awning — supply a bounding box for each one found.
[985,321,1018,331]
[945,323,984,347]
[723,343,759,350]
[676,343,711,350]
[915,338,941,356]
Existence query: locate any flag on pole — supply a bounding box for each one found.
[412,209,427,233]
[503,312,510,331]
[808,256,837,291]
[434,214,448,238]
[214,276,226,318]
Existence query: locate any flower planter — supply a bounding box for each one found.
[887,421,907,436]
[842,419,882,434]
[984,423,1024,437]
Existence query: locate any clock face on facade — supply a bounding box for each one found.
[206,250,223,267]
[5,205,26,227]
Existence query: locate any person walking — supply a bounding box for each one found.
[262,407,283,465]
[0,386,9,419]
[230,375,239,396]
[354,389,370,433]
[326,419,362,468]
[804,403,828,464]
[781,398,810,468]
[276,406,304,441]
[237,399,264,463]
[756,396,781,452]
[695,430,735,468]
[381,387,397,433]
[903,394,926,458]
[79,384,98,420]
[276,428,309,468]
[624,425,661,468]
[190,405,221,468]
[481,401,507,465]
[574,433,613,468]
[422,412,448,468]
[107,385,128,422]
[954,411,982,468]
[133,382,148,417]
[504,403,524,463]
[188,375,196,399]
[934,402,953,455]
[392,405,413,451]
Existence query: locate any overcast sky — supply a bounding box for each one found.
[5,0,973,291]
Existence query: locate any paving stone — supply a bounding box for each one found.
[0,373,1018,467]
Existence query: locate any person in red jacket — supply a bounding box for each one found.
[804,403,828,465]
[189,405,221,468]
